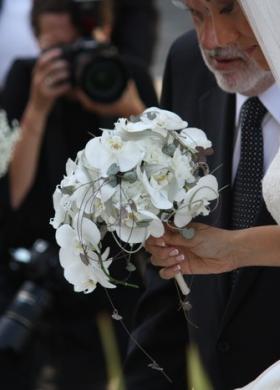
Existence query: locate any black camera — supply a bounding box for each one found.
[61,39,129,103]
[0,240,57,353]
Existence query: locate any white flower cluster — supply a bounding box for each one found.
[51,107,219,293]
[0,110,19,178]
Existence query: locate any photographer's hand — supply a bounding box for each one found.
[10,48,71,209]
[75,80,146,117]
[29,48,71,115]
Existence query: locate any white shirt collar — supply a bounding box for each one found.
[236,83,280,126]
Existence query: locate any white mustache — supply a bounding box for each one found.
[204,47,247,60]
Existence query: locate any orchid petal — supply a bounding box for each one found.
[56,224,75,248]
[179,128,212,150]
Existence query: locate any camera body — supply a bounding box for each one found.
[0,240,57,353]
[61,39,129,103]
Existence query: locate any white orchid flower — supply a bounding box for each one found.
[0,110,20,178]
[59,246,115,293]
[114,209,164,244]
[143,107,188,131]
[174,175,219,227]
[50,187,72,229]
[60,158,90,188]
[56,219,115,291]
[178,127,212,152]
[171,148,196,187]
[144,143,171,166]
[115,117,152,133]
[115,107,188,138]
[137,166,173,210]
[85,132,145,176]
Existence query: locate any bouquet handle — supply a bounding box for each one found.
[175,273,190,296]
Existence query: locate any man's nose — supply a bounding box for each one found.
[200,14,239,49]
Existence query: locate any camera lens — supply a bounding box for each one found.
[81,57,128,103]
[0,281,51,352]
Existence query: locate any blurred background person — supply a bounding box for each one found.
[0,0,39,93]
[0,0,157,389]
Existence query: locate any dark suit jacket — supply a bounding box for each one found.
[125,30,280,390]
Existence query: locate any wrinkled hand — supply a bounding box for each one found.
[145,223,238,279]
[29,48,71,115]
[75,80,146,117]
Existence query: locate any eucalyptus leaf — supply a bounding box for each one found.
[126,262,136,272]
[122,171,138,183]
[146,111,157,121]
[162,143,176,157]
[148,362,164,372]
[107,176,118,188]
[112,310,123,321]
[107,163,119,176]
[181,227,195,240]
[80,253,90,266]
[61,185,75,195]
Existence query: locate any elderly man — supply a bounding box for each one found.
[125,1,280,389]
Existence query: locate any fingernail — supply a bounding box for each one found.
[158,240,166,247]
[169,249,179,256]
[175,264,181,272]
[176,254,185,262]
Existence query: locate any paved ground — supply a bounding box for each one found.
[152,0,193,78]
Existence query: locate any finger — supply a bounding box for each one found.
[40,48,62,64]
[48,83,71,96]
[43,69,70,88]
[145,236,166,249]
[150,246,187,266]
[47,59,69,74]
[159,264,183,280]
[159,254,195,279]
[34,49,63,74]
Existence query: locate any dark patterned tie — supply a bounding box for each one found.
[232,97,267,229]
[230,97,267,290]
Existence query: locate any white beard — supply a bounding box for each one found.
[200,45,274,96]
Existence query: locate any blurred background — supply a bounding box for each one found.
[153,0,192,79]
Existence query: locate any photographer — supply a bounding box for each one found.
[0,0,158,388]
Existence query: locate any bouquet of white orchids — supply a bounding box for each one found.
[51,107,219,293]
[0,110,19,178]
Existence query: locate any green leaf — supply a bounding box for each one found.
[61,185,75,195]
[126,262,136,272]
[162,143,176,157]
[146,111,157,121]
[107,176,118,188]
[107,163,119,176]
[122,171,138,183]
[80,253,90,266]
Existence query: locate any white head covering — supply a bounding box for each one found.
[239,0,280,86]
[236,360,280,390]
